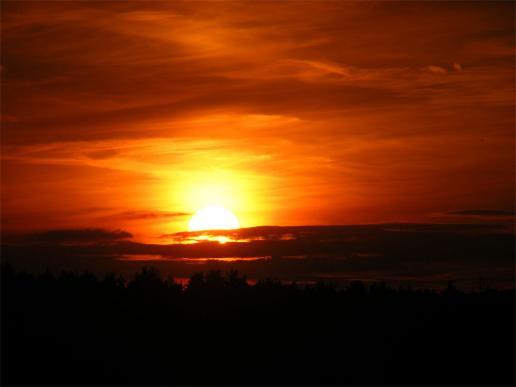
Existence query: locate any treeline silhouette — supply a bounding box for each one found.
[1,264,514,386]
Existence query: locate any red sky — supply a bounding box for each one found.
[1,1,514,242]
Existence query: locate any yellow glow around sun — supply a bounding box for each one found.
[173,169,263,230]
[188,205,240,231]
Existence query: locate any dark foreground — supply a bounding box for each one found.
[1,264,515,386]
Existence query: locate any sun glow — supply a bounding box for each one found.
[188,205,240,231]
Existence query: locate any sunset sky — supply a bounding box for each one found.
[1,1,514,243]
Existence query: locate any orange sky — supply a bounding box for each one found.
[1,1,514,242]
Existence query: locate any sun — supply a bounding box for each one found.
[188,205,240,231]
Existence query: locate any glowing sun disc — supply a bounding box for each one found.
[188,205,240,231]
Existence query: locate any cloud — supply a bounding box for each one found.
[446,209,515,217]
[1,1,514,235]
[452,62,463,72]
[86,149,121,160]
[2,1,514,144]
[109,210,190,220]
[24,228,133,243]
[427,65,448,74]
[3,224,514,288]
[0,114,19,123]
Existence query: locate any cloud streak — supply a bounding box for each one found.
[23,228,133,244]
[446,209,515,217]
[108,210,190,220]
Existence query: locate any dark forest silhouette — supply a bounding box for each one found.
[1,263,514,386]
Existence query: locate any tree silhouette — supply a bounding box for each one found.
[1,263,514,386]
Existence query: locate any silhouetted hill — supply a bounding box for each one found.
[1,263,514,386]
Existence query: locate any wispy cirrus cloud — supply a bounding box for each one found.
[1,1,514,234]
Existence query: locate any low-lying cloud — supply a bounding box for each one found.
[446,209,515,217]
[23,228,133,244]
[4,224,514,289]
